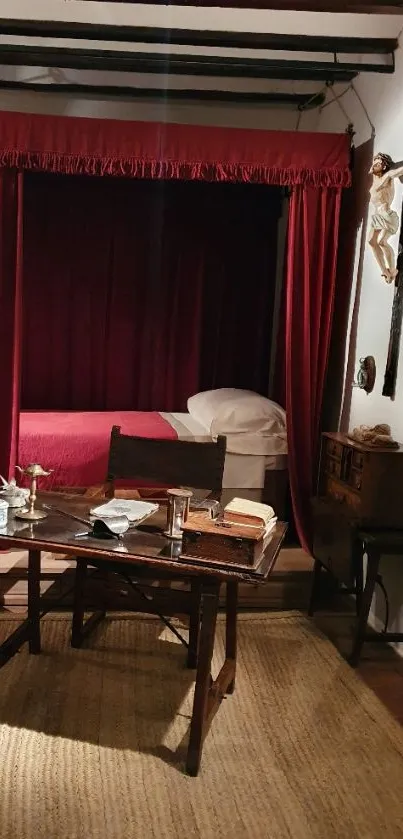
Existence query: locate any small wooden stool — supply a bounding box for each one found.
[349,529,403,666]
[309,527,403,666]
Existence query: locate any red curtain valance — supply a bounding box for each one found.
[0,110,351,188]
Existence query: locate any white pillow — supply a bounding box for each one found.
[187,389,287,456]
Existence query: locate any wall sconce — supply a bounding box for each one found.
[353,356,376,394]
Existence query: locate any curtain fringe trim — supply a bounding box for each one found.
[0,152,351,187]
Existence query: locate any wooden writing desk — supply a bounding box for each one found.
[0,493,287,775]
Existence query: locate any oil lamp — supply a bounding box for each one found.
[14,464,52,521]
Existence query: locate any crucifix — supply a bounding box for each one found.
[367,152,403,398]
[383,242,403,398]
[368,152,403,284]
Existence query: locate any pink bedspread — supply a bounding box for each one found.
[19,411,177,489]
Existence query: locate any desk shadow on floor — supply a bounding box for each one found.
[0,615,197,770]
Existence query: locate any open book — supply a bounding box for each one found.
[90,498,158,524]
[223,497,276,529]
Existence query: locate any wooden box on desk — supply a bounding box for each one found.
[181,512,266,570]
[312,431,403,585]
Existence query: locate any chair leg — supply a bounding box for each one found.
[71,559,88,648]
[352,534,364,617]
[349,547,380,668]
[72,561,106,648]
[308,559,322,617]
[225,581,238,694]
[187,580,201,669]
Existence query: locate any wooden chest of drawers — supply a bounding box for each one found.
[312,432,403,585]
[317,432,403,527]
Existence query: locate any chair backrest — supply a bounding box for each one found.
[106,425,227,491]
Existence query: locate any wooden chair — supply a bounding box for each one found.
[105,424,226,496]
[71,426,227,669]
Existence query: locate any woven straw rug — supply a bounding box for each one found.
[0,613,403,839]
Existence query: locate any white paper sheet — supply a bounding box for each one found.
[90,499,158,523]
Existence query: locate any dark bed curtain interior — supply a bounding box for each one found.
[21,173,282,411]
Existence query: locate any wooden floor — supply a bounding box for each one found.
[314,609,403,725]
[1,545,402,724]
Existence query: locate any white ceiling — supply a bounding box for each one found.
[0,0,400,112]
[2,0,402,38]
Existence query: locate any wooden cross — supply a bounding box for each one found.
[383,241,403,399]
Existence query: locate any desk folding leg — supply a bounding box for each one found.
[225,581,238,694]
[0,549,41,667]
[186,579,238,776]
[186,582,219,775]
[28,549,41,654]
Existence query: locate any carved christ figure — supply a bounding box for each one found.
[368,153,403,284]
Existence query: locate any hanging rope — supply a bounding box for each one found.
[295,83,328,130]
[350,81,376,138]
[319,79,375,140]
[319,81,353,127]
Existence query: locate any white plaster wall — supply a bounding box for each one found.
[318,37,403,641]
[318,40,403,437]
[0,1,327,130]
[0,86,320,130]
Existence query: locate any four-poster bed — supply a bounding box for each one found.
[0,110,351,551]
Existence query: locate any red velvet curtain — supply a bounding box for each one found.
[285,185,342,552]
[0,110,350,532]
[21,174,280,410]
[321,139,374,432]
[0,170,23,480]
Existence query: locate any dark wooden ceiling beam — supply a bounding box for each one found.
[60,0,403,11]
[0,19,397,54]
[0,44,389,79]
[0,79,326,107]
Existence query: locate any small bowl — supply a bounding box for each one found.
[0,488,29,508]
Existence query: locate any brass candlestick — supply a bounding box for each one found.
[15,464,52,521]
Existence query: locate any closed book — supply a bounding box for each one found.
[223,497,276,528]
